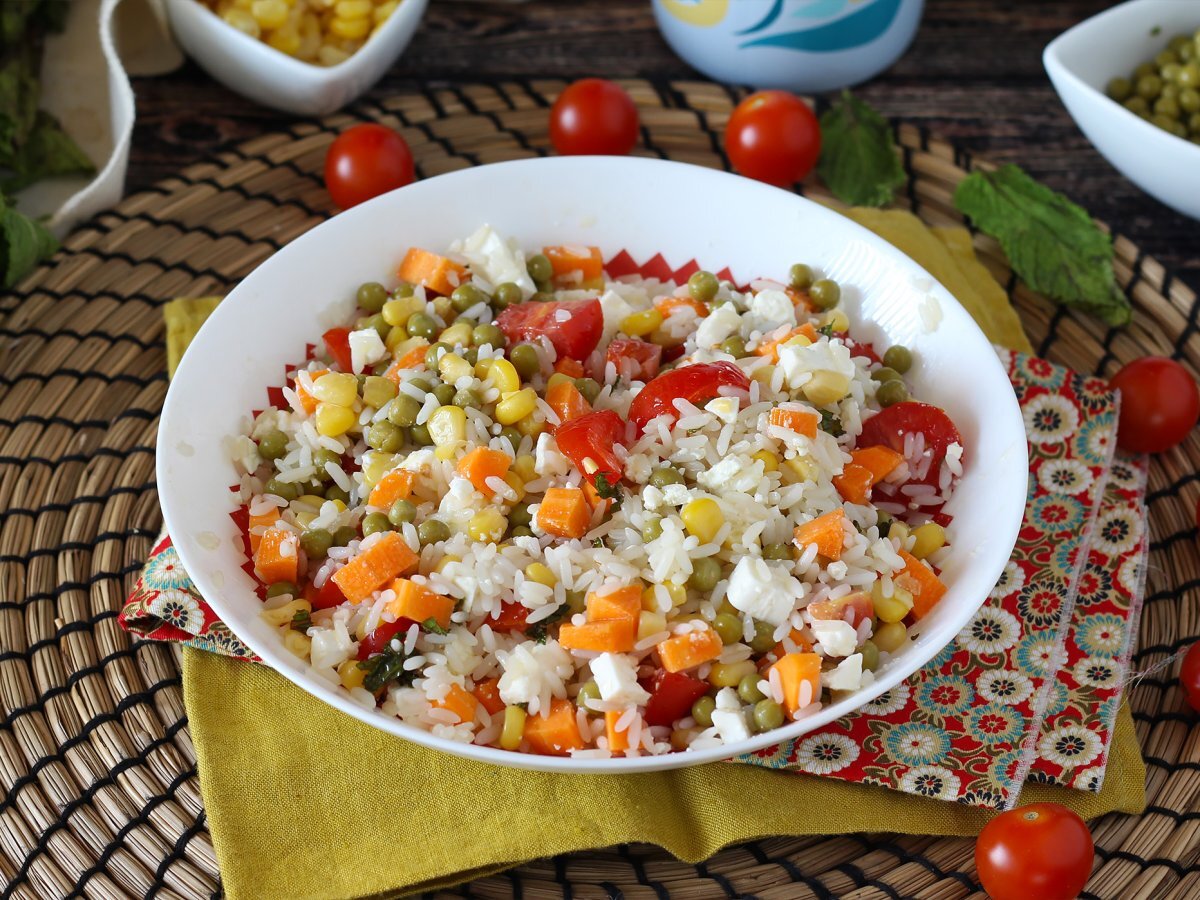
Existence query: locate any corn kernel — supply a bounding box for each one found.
[665,582,687,607]
[910,523,946,560]
[641,585,659,611]
[512,455,537,482]
[638,610,668,640]
[681,498,724,544]
[439,322,474,348]
[525,562,557,587]
[334,0,371,18]
[485,358,521,393]
[223,8,261,37]
[267,25,302,55]
[384,325,408,352]
[318,45,350,66]
[751,364,776,385]
[282,629,311,658]
[874,587,914,624]
[751,449,779,473]
[874,621,909,653]
[437,352,473,383]
[621,308,663,337]
[435,445,457,461]
[312,371,358,406]
[801,370,851,406]
[329,15,370,39]
[888,522,910,545]
[362,375,397,409]
[315,402,357,437]
[260,598,311,627]
[469,508,507,543]
[361,451,399,487]
[515,415,545,439]
[338,659,366,690]
[822,310,850,334]
[500,705,526,750]
[373,0,397,23]
[496,388,537,425]
[502,471,526,503]
[708,659,757,688]
[545,372,575,391]
[781,455,817,484]
[427,405,467,447]
[251,0,289,28]
[782,334,813,349]
[390,334,426,362]
[434,554,460,574]
[382,295,424,328]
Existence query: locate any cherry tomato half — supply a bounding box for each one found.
[1109,356,1200,453]
[627,362,750,431]
[643,670,710,727]
[324,124,415,210]
[975,803,1094,900]
[322,327,354,372]
[1181,642,1200,712]
[496,299,604,361]
[356,616,415,659]
[724,90,821,186]
[857,401,964,488]
[550,78,640,156]
[554,409,626,487]
[606,338,663,382]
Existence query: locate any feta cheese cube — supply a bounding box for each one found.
[711,708,752,743]
[599,289,637,341]
[809,618,859,658]
[460,225,535,296]
[534,432,571,477]
[715,686,741,711]
[349,328,387,374]
[437,477,483,533]
[694,303,742,347]
[661,483,692,507]
[821,653,864,691]
[726,557,802,626]
[590,653,651,707]
[698,456,765,494]
[704,396,740,424]
[310,627,355,671]
[741,288,796,336]
[778,339,856,390]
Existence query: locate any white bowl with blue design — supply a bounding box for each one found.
[652,0,924,92]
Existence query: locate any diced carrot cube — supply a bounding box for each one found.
[793,509,847,561]
[833,464,874,505]
[397,248,469,297]
[896,549,948,619]
[545,378,592,428]
[472,677,505,716]
[585,586,642,623]
[537,487,591,539]
[768,405,819,438]
[385,578,455,629]
[457,447,513,496]
[553,358,585,378]
[368,469,415,509]
[558,620,637,653]
[771,652,822,717]
[383,340,430,382]
[755,323,818,362]
[248,506,280,553]
[523,697,586,756]
[656,627,723,673]
[851,445,905,481]
[295,368,329,414]
[544,245,603,285]
[655,295,709,319]
[254,528,299,585]
[762,628,813,669]
[332,532,420,603]
[434,684,478,725]
[605,709,631,753]
[834,446,904,504]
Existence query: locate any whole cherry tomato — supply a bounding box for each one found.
[1181,642,1200,712]
[324,124,415,210]
[1109,356,1200,453]
[627,362,750,431]
[975,803,1094,900]
[724,90,821,186]
[550,78,640,156]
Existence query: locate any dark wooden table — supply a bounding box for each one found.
[129,0,1198,289]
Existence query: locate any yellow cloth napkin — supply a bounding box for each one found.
[173,215,1141,899]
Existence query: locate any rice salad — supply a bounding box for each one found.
[231,226,966,758]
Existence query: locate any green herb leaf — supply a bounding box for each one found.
[526,604,569,644]
[421,617,448,635]
[817,323,836,338]
[1,110,95,194]
[358,648,414,693]
[0,58,39,162]
[0,195,56,288]
[817,91,906,208]
[290,610,312,632]
[593,472,622,505]
[953,164,1131,326]
[819,410,844,437]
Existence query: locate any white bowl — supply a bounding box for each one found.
[652,0,925,93]
[164,0,428,116]
[1044,0,1200,221]
[157,156,1028,773]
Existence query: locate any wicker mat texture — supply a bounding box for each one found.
[1,79,1199,900]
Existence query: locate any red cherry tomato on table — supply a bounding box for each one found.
[974,803,1094,900]
[550,78,640,156]
[627,362,750,432]
[324,124,415,210]
[496,299,604,361]
[1109,356,1200,453]
[554,410,626,488]
[1181,642,1200,711]
[724,90,821,186]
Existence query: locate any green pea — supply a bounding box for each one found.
[526,253,553,283]
[418,518,451,545]
[711,612,743,645]
[738,673,766,705]
[265,581,298,599]
[357,281,388,313]
[500,426,523,453]
[1180,88,1200,113]
[425,342,451,370]
[575,377,602,404]
[762,543,792,561]
[406,312,438,340]
[300,528,334,558]
[509,525,534,538]
[433,383,456,406]
[388,394,423,427]
[392,282,415,298]
[362,512,392,536]
[410,377,433,393]
[311,448,341,479]
[303,480,326,498]
[752,699,785,733]
[360,313,388,339]
[1156,48,1179,68]
[493,282,523,310]
[688,556,721,592]
[264,478,299,501]
[688,270,719,303]
[509,503,533,528]
[565,590,587,616]
[691,695,716,728]
[1190,111,1200,133]
[367,421,405,452]
[325,486,350,506]
[473,323,506,349]
[1137,73,1163,99]
[871,366,902,383]
[509,343,541,380]
[463,347,479,366]
[720,336,747,358]
[333,525,358,546]
[410,423,433,446]
[1134,61,1157,81]
[809,279,841,310]
[388,499,417,526]
[257,429,288,460]
[1163,63,1184,86]
[576,680,602,713]
[648,467,685,489]
[530,291,555,303]
[1106,76,1133,101]
[876,379,908,408]
[860,640,880,672]
[882,344,912,373]
[641,516,663,543]
[1124,96,1150,116]
[1155,95,1181,118]
[788,263,814,290]
[451,284,488,313]
[749,620,776,654]
[1169,33,1192,52]
[1181,63,1200,89]
[453,388,480,408]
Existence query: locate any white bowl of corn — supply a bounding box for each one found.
[164,0,428,116]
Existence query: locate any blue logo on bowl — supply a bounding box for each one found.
[738,0,903,51]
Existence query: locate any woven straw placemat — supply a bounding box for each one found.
[1,78,1198,899]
